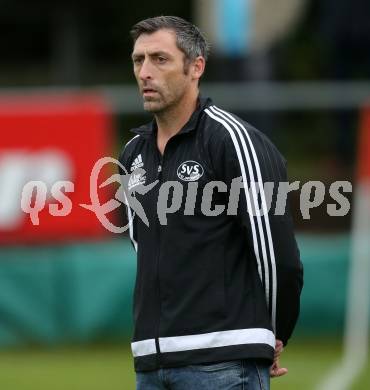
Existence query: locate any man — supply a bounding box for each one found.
[119,15,303,390]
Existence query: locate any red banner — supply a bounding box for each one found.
[0,94,115,244]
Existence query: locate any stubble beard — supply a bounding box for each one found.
[143,95,166,113]
[143,86,187,115]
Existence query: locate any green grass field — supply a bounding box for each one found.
[0,340,368,390]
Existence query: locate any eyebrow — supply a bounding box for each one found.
[131,50,173,60]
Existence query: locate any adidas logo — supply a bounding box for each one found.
[130,154,144,171]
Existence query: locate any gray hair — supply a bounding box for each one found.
[130,16,210,62]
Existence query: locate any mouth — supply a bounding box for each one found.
[142,88,158,97]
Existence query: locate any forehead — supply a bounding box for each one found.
[133,29,182,56]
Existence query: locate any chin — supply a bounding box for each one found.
[143,100,166,113]
[143,102,158,113]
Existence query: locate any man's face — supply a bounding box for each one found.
[132,29,193,113]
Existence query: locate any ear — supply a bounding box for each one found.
[191,56,206,81]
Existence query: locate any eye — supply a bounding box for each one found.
[133,57,143,65]
[157,56,167,64]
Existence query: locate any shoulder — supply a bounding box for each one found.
[118,133,143,171]
[203,105,284,160]
[203,105,258,144]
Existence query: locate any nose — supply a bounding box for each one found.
[138,58,153,81]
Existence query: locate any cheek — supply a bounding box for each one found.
[133,69,140,81]
[166,72,188,92]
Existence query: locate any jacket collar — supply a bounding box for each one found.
[131,96,213,139]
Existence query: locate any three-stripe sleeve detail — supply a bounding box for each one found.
[205,106,277,331]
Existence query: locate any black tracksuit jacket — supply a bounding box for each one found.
[119,96,303,372]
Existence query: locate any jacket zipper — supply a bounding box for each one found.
[154,135,179,367]
[155,147,165,367]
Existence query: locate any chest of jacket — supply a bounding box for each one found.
[128,129,227,226]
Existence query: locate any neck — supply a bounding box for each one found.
[155,89,198,138]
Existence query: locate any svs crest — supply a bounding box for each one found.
[177,161,204,182]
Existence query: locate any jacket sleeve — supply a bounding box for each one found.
[211,124,303,346]
[118,138,138,252]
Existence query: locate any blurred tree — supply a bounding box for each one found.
[319,0,370,80]
[0,0,191,85]
[318,0,370,167]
